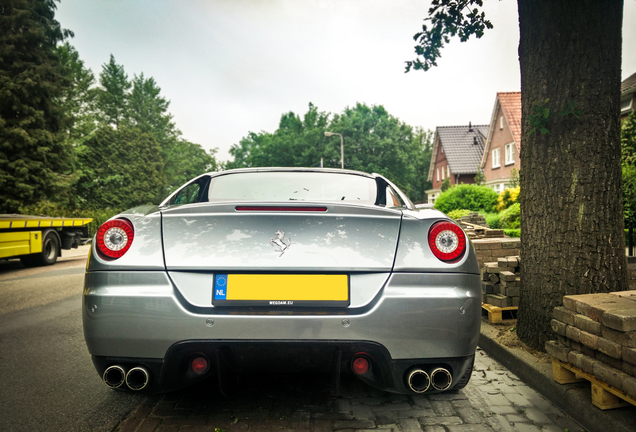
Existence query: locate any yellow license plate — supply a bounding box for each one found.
[213,274,349,307]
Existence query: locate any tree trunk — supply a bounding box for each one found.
[517,0,628,351]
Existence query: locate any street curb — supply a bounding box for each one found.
[478,321,636,432]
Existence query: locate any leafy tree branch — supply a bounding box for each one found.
[405,0,492,72]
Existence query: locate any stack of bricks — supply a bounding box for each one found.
[545,291,636,400]
[459,212,488,227]
[457,212,505,240]
[481,256,521,307]
[472,238,521,269]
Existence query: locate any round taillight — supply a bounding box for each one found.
[191,357,209,375]
[352,357,370,375]
[96,219,134,259]
[428,221,466,262]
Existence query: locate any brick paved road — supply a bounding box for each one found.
[116,347,584,432]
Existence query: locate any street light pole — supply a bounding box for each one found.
[324,131,344,169]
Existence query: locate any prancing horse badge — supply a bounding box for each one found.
[271,230,291,257]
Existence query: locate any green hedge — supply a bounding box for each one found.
[483,213,501,229]
[504,229,521,238]
[434,184,498,214]
[446,209,472,220]
[499,203,521,229]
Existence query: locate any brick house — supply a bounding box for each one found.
[622,72,636,119]
[425,124,488,203]
[479,92,521,193]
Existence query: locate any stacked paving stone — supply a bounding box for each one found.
[481,256,521,307]
[472,237,521,269]
[458,212,488,239]
[545,291,636,400]
[457,212,506,240]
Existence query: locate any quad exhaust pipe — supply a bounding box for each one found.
[406,368,430,393]
[103,365,126,389]
[406,367,452,393]
[103,365,150,391]
[431,367,452,391]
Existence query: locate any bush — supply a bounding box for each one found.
[504,229,521,238]
[483,212,501,229]
[446,209,472,220]
[496,186,520,212]
[499,202,521,229]
[434,184,498,214]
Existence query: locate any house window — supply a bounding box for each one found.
[441,167,445,180]
[500,116,504,130]
[492,183,505,193]
[505,143,515,165]
[446,165,450,178]
[492,148,501,169]
[437,168,440,182]
[622,98,633,113]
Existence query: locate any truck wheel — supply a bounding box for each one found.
[20,230,59,267]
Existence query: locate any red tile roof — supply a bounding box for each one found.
[498,92,521,151]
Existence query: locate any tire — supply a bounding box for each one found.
[20,230,59,267]
[451,356,474,391]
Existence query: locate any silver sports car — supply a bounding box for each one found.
[83,168,481,395]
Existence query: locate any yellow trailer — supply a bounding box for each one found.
[0,215,92,266]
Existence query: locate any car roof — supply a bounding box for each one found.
[204,167,377,179]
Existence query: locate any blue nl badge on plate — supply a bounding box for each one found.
[214,274,228,300]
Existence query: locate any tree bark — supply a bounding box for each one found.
[517,0,628,350]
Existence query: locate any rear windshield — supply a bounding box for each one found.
[207,172,377,204]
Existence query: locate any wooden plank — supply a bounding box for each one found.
[461,221,491,230]
[551,357,636,410]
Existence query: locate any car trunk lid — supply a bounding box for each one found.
[161,202,402,272]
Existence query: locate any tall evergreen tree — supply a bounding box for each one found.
[76,126,164,208]
[97,54,130,128]
[128,73,176,143]
[57,42,98,146]
[0,0,74,213]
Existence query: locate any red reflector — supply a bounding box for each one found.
[352,357,370,375]
[191,357,208,374]
[235,206,327,212]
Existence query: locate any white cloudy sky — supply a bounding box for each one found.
[55,0,636,163]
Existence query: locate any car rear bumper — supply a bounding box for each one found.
[92,341,475,394]
[83,271,480,393]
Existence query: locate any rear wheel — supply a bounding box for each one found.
[20,230,59,267]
